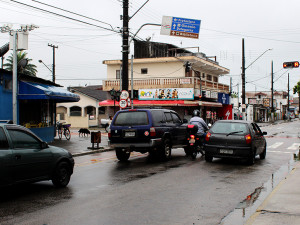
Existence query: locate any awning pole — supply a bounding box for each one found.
[12,31,18,124]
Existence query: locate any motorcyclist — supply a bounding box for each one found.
[189,110,209,156]
[189,110,209,138]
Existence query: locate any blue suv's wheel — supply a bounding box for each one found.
[116,148,130,162]
[160,139,171,161]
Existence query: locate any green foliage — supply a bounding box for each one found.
[293,81,300,95]
[3,51,37,77]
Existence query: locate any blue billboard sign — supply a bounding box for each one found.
[171,17,201,34]
[218,93,230,105]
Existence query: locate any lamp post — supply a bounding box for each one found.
[38,59,53,81]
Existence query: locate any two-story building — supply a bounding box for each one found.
[100,41,231,124]
[246,91,289,121]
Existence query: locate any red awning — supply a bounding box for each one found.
[99,99,199,107]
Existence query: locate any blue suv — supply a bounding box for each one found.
[108,109,188,162]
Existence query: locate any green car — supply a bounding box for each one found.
[0,122,74,187]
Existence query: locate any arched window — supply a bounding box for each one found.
[70,106,81,116]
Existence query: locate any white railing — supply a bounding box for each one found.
[103,77,229,92]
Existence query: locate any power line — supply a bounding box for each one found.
[32,0,114,30]
[10,0,119,33]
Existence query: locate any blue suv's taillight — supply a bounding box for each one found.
[150,127,156,137]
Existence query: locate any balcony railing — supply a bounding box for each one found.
[103,77,229,93]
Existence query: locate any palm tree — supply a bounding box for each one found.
[4,51,37,76]
[293,81,300,117]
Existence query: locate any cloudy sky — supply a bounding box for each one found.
[1,0,299,96]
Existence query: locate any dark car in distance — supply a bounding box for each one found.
[0,123,74,187]
[204,120,267,165]
[108,109,188,162]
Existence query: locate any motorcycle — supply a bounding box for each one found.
[184,124,205,159]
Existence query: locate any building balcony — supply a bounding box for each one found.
[103,77,229,93]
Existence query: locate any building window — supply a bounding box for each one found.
[213,76,218,82]
[116,70,120,79]
[98,107,105,114]
[58,113,65,120]
[141,68,148,74]
[207,74,212,81]
[70,106,82,116]
[202,73,205,79]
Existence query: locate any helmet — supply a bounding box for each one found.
[192,109,200,117]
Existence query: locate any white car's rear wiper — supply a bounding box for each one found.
[226,131,243,136]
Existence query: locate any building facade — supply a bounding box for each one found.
[56,85,110,128]
[0,69,79,142]
[245,91,289,121]
[100,41,232,124]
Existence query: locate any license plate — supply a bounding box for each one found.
[125,131,135,137]
[220,149,233,154]
[189,139,195,144]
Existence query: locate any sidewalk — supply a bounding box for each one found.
[246,161,300,225]
[50,128,112,157]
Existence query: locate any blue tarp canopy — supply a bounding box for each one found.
[18,81,80,102]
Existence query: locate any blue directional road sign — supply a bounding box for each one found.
[170,17,201,39]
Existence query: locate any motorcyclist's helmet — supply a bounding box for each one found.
[192,109,200,117]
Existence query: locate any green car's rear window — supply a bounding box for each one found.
[211,122,248,134]
[114,111,149,126]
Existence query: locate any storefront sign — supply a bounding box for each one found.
[263,98,270,107]
[203,90,211,98]
[249,98,257,105]
[180,78,191,84]
[218,93,229,105]
[210,91,218,99]
[139,88,194,100]
[217,104,233,120]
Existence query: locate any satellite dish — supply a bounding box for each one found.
[18,58,28,68]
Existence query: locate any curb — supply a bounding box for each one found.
[72,147,114,157]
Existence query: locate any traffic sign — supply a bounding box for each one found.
[119,99,127,109]
[161,16,201,39]
[120,90,129,100]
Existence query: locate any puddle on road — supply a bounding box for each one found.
[220,157,295,225]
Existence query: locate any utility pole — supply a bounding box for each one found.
[48,43,58,83]
[287,73,290,112]
[271,61,274,121]
[241,38,246,119]
[122,0,129,91]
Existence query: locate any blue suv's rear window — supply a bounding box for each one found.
[114,111,149,126]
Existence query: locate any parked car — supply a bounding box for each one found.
[100,117,112,132]
[108,109,188,162]
[0,122,74,187]
[204,120,267,165]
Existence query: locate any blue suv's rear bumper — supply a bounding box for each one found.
[108,138,162,149]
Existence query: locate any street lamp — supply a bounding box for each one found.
[39,59,54,81]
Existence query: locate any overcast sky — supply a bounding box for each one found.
[1,0,300,96]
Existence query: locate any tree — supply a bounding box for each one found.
[3,51,37,77]
[293,81,300,116]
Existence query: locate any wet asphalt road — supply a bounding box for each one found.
[0,120,299,225]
